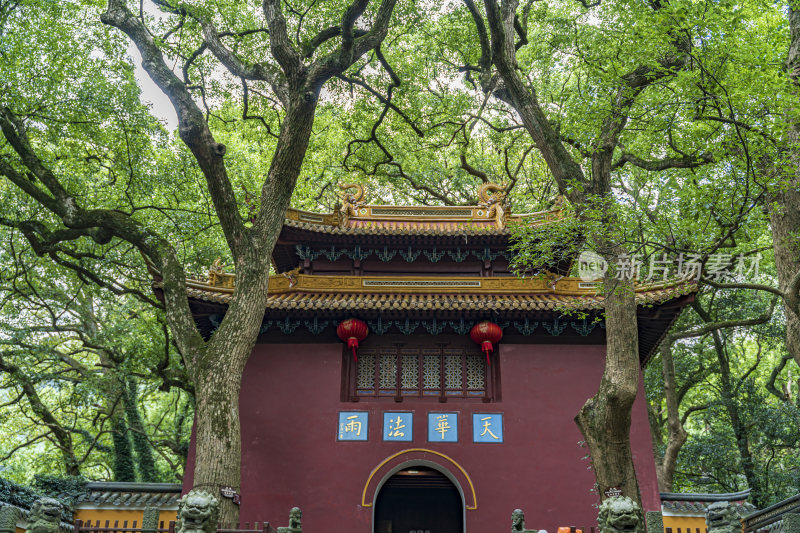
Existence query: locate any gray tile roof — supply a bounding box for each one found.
[75,483,181,509]
[661,490,755,514]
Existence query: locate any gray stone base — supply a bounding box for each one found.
[646,511,664,533]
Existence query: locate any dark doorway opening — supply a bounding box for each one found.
[374,466,463,533]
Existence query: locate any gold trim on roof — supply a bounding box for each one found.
[200,272,596,295]
[192,266,696,301]
[282,183,564,233]
[177,278,695,312]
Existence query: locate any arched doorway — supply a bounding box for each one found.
[373,466,464,533]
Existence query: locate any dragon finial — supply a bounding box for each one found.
[478,182,510,227]
[339,183,365,204]
[478,182,508,205]
[339,183,366,222]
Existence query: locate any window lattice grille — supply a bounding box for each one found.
[466,354,484,390]
[444,355,462,389]
[356,353,376,391]
[352,345,488,399]
[423,354,440,390]
[401,354,418,390]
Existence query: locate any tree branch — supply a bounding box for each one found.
[0,351,80,474]
[0,108,204,363]
[101,0,248,260]
[667,296,777,341]
[701,277,787,300]
[262,0,302,83]
[459,153,490,182]
[306,0,398,90]
[193,16,288,105]
[613,151,714,171]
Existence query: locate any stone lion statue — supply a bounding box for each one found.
[705,501,742,533]
[598,496,644,533]
[176,490,219,533]
[512,509,526,532]
[511,509,540,533]
[25,497,63,533]
[276,507,301,533]
[512,509,525,531]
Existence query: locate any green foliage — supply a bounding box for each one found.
[0,475,80,521]
[646,288,800,506]
[0,476,44,509]
[111,419,137,483]
[124,380,158,483]
[508,204,585,276]
[32,475,88,511]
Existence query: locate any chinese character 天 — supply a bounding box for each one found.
[473,413,504,443]
[480,417,499,440]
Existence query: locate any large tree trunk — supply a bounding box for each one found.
[190,279,268,520]
[575,272,642,502]
[655,342,687,492]
[470,0,648,503]
[777,4,800,369]
[707,326,766,507]
[188,100,317,522]
[124,379,158,482]
[769,199,800,366]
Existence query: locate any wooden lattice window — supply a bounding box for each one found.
[344,343,498,402]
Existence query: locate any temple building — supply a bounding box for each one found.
[175,184,696,533]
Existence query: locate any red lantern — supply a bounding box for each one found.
[470,321,503,365]
[337,318,369,362]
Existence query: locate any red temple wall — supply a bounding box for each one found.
[185,341,659,532]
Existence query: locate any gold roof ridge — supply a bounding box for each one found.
[283,182,565,233]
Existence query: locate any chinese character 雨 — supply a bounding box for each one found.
[388,416,406,437]
[344,415,362,436]
[435,415,451,439]
[479,416,499,440]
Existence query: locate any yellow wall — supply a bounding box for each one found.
[74,509,178,528]
[663,515,707,533]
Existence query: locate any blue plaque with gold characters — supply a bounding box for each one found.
[338,411,368,441]
[428,412,458,442]
[383,412,413,442]
[473,413,503,443]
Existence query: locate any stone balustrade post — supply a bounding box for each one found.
[0,505,21,533]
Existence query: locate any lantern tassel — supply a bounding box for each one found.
[348,338,359,362]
